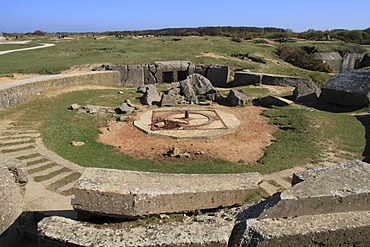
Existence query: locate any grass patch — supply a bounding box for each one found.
[27,158,49,166]
[0,89,366,175]
[1,145,35,153]
[283,176,292,184]
[59,188,74,196]
[47,172,82,191]
[244,187,271,204]
[33,167,71,182]
[0,139,35,147]
[28,163,58,175]
[16,153,42,160]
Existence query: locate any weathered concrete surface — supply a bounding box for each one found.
[0,71,121,109]
[240,211,370,247]
[155,61,192,83]
[315,52,343,73]
[124,65,145,87]
[293,80,321,102]
[227,89,248,106]
[0,157,27,235]
[38,214,234,247]
[340,53,366,73]
[232,71,262,87]
[321,70,370,106]
[259,160,370,219]
[72,168,262,217]
[206,64,230,87]
[139,84,161,106]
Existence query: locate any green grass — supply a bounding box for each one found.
[26,158,49,166]
[0,87,366,175]
[1,145,35,153]
[16,153,42,160]
[0,35,339,86]
[47,172,82,190]
[28,163,58,175]
[33,167,71,182]
[0,139,35,147]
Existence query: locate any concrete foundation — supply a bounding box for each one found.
[232,71,262,87]
[72,168,262,218]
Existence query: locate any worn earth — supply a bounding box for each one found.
[98,105,276,163]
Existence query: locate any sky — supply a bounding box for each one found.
[1,0,369,33]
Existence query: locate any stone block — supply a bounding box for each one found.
[206,64,230,87]
[241,211,370,246]
[232,71,262,87]
[38,215,234,247]
[194,64,208,77]
[340,53,366,73]
[72,168,262,218]
[124,65,144,87]
[143,64,157,85]
[155,61,192,83]
[320,70,370,106]
[227,89,248,106]
[259,160,370,219]
[261,74,310,87]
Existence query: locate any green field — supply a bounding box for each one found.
[0,35,367,175]
[0,35,332,85]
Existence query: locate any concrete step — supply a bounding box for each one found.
[274,178,292,189]
[258,181,279,195]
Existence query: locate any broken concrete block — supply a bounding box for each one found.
[72,168,262,218]
[179,73,216,102]
[206,64,230,87]
[241,211,370,246]
[140,84,161,106]
[124,65,144,87]
[232,71,262,87]
[320,70,370,106]
[227,89,248,106]
[38,215,234,247]
[259,160,370,219]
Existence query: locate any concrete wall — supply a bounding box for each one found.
[0,71,121,109]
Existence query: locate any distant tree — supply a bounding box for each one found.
[33,30,47,36]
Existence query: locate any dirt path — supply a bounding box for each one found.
[0,43,55,55]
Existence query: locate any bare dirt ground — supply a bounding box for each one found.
[98,105,276,163]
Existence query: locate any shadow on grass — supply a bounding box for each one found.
[355,114,370,163]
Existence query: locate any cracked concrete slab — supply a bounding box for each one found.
[72,168,262,217]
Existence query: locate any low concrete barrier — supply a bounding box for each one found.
[243,211,370,246]
[0,71,121,109]
[259,160,370,219]
[72,168,262,218]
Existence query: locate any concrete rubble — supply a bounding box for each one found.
[71,168,262,218]
[227,89,248,106]
[236,160,370,246]
[252,95,292,108]
[321,69,370,106]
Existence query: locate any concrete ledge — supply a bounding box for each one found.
[231,71,262,87]
[0,71,121,109]
[38,215,233,247]
[242,211,370,246]
[72,168,262,217]
[260,160,370,219]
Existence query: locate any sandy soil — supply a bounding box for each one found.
[98,105,276,163]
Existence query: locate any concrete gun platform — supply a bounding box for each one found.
[134,107,240,139]
[72,168,262,217]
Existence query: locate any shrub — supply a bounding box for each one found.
[231,36,243,43]
[276,46,331,72]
